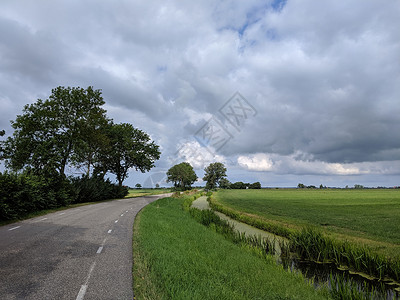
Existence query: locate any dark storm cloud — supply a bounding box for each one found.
[1,0,399,186]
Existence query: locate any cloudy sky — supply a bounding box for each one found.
[1,0,399,187]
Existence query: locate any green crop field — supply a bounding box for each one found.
[214,189,400,257]
[125,188,171,198]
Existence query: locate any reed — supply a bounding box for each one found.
[328,273,384,300]
[290,228,400,282]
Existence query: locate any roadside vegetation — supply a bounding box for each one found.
[132,192,330,300]
[0,86,160,222]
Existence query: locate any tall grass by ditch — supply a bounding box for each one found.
[328,273,387,300]
[291,228,400,282]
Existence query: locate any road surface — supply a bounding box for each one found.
[0,194,170,300]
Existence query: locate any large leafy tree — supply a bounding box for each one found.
[100,123,161,187]
[203,162,227,190]
[1,86,109,177]
[166,162,197,190]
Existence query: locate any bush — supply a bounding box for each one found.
[69,175,128,203]
[0,172,128,221]
[0,171,71,220]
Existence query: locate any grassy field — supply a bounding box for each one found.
[214,189,400,257]
[132,194,330,299]
[125,188,171,198]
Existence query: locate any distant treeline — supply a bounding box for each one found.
[223,181,261,189]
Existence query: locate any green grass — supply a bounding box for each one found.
[132,194,331,300]
[214,189,400,256]
[125,188,171,198]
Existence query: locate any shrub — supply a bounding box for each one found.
[69,175,128,203]
[0,171,71,220]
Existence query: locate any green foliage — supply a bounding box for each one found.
[249,181,261,189]
[166,162,197,190]
[230,181,261,189]
[329,273,383,300]
[0,172,128,221]
[230,181,247,189]
[2,86,109,177]
[98,122,161,186]
[218,178,231,189]
[69,175,128,203]
[290,228,400,282]
[1,86,161,188]
[203,162,227,190]
[0,171,71,220]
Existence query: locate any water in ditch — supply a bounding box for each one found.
[191,196,400,299]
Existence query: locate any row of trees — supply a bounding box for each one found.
[0,86,160,186]
[166,161,262,190]
[166,162,228,190]
[0,86,161,220]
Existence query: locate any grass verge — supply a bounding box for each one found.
[132,194,331,300]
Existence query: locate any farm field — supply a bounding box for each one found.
[214,189,400,257]
[125,188,171,198]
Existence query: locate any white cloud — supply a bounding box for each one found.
[237,152,400,176]
[238,153,274,171]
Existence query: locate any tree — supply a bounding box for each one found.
[135,183,142,189]
[166,162,197,190]
[203,162,227,190]
[219,178,231,189]
[100,123,161,187]
[1,86,109,177]
[0,130,5,160]
[297,183,305,188]
[230,181,247,189]
[249,182,261,189]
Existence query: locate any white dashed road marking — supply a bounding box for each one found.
[76,262,96,300]
[8,226,20,231]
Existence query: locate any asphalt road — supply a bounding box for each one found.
[0,194,170,300]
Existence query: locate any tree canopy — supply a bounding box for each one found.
[100,123,161,186]
[203,162,227,190]
[166,162,197,190]
[0,86,160,187]
[2,86,109,177]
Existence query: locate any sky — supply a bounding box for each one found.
[1,0,399,188]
